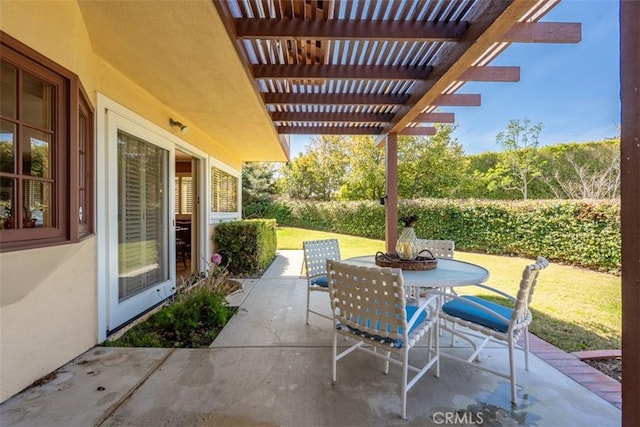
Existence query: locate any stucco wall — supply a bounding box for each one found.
[0,238,98,402]
[0,1,244,402]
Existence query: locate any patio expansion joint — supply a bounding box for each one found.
[526,334,621,407]
[94,348,176,427]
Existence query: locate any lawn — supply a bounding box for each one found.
[278,226,621,352]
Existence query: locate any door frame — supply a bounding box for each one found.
[96,94,209,340]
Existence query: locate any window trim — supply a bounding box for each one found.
[209,157,241,222]
[0,31,94,252]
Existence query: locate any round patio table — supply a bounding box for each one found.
[342,255,489,289]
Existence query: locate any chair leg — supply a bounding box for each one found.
[400,350,409,419]
[524,328,530,371]
[509,340,517,404]
[384,350,390,375]
[332,330,338,383]
[435,320,440,378]
[305,286,311,325]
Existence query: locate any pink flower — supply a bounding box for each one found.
[211,253,222,265]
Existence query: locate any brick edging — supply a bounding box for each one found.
[525,334,621,409]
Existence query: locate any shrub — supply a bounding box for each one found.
[262,198,621,274]
[103,288,233,348]
[214,219,277,275]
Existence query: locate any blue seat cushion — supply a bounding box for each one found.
[310,275,329,287]
[339,305,428,349]
[442,295,512,333]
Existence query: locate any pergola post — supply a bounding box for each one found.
[621,0,640,424]
[385,133,399,253]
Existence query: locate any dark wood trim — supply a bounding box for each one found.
[433,94,482,107]
[0,31,90,252]
[503,22,582,43]
[276,125,382,135]
[77,82,94,240]
[398,126,436,136]
[263,92,410,105]
[385,134,398,253]
[621,1,640,425]
[413,112,455,123]
[271,111,394,123]
[253,64,433,80]
[460,66,521,82]
[234,18,468,41]
[383,1,530,135]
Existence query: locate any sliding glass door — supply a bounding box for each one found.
[107,112,175,330]
[117,131,169,301]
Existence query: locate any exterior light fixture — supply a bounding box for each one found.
[169,118,190,134]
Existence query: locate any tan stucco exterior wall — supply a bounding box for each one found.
[0,238,97,402]
[0,1,242,402]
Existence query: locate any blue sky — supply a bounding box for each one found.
[290,0,620,156]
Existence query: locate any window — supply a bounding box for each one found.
[211,166,238,213]
[0,32,94,251]
[174,175,193,215]
[77,85,94,239]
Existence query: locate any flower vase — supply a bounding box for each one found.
[396,226,419,260]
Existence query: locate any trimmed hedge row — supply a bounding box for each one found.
[263,198,621,274]
[214,219,277,275]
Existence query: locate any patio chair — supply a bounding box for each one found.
[302,239,341,324]
[438,256,549,404]
[414,239,456,302]
[416,239,455,259]
[326,259,440,419]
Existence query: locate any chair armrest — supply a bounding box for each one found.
[406,294,439,330]
[469,284,516,302]
[439,292,512,325]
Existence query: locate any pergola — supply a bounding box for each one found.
[213,0,581,249]
[213,2,639,423]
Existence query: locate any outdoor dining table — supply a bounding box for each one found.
[342,255,490,290]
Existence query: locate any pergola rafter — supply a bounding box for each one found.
[215,0,581,138]
[235,18,469,41]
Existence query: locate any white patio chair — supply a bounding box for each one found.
[416,239,455,259]
[414,239,456,306]
[302,239,341,324]
[327,259,440,419]
[438,256,549,404]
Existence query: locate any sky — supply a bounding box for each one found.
[290,0,620,157]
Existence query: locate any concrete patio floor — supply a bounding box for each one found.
[0,251,621,426]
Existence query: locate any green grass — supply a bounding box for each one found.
[278,226,621,352]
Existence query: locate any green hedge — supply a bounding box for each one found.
[213,219,277,275]
[263,198,621,274]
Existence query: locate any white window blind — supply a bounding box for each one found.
[117,131,169,301]
[174,176,193,215]
[211,166,238,213]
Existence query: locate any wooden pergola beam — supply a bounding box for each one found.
[504,22,582,43]
[381,2,548,138]
[271,111,394,123]
[253,64,432,80]
[413,112,455,123]
[461,66,520,82]
[276,125,382,135]
[263,92,410,105]
[398,127,437,136]
[234,18,468,41]
[433,94,482,107]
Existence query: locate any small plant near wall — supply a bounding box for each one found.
[104,253,240,348]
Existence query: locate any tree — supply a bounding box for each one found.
[337,136,385,201]
[241,162,278,217]
[539,141,620,199]
[482,118,544,200]
[280,136,348,201]
[397,123,468,199]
